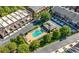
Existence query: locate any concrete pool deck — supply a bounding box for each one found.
[25,28,47,43]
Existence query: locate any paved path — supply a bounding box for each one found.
[34,33,79,53]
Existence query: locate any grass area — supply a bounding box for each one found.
[0,6,25,17]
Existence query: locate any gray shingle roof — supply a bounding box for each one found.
[29,6,47,13]
[53,6,79,23]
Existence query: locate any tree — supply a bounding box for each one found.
[52,29,61,40]
[17,44,29,53]
[40,38,45,47]
[0,46,9,53]
[5,42,17,53]
[0,6,25,17]
[16,35,25,45]
[17,6,25,10]
[40,11,51,23]
[2,6,11,13]
[43,34,51,43]
[30,40,40,51]
[10,38,17,43]
[60,25,72,37]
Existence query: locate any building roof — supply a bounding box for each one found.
[29,6,47,13]
[43,20,60,31]
[7,14,17,22]
[53,6,79,23]
[0,18,8,27]
[0,9,31,37]
[2,16,13,24]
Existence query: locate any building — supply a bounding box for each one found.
[0,9,32,39]
[52,6,79,28]
[41,20,60,32]
[27,6,49,19]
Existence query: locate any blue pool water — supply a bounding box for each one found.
[32,29,44,37]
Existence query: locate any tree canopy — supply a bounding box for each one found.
[0,46,10,53]
[16,35,25,45]
[40,11,51,22]
[43,34,52,43]
[18,44,29,53]
[0,6,25,17]
[52,29,61,40]
[30,40,40,51]
[5,42,17,52]
[60,25,72,37]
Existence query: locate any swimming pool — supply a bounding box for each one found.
[32,29,44,37]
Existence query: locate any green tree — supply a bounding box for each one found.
[5,42,17,53]
[40,38,45,47]
[10,38,17,43]
[43,34,51,43]
[0,46,9,53]
[40,33,52,47]
[60,25,72,37]
[2,6,11,13]
[17,44,29,53]
[0,6,25,17]
[52,29,61,40]
[40,11,51,23]
[30,40,40,51]
[16,35,25,45]
[17,6,25,10]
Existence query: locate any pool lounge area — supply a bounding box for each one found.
[25,28,47,43]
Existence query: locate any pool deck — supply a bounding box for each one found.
[25,28,47,43]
